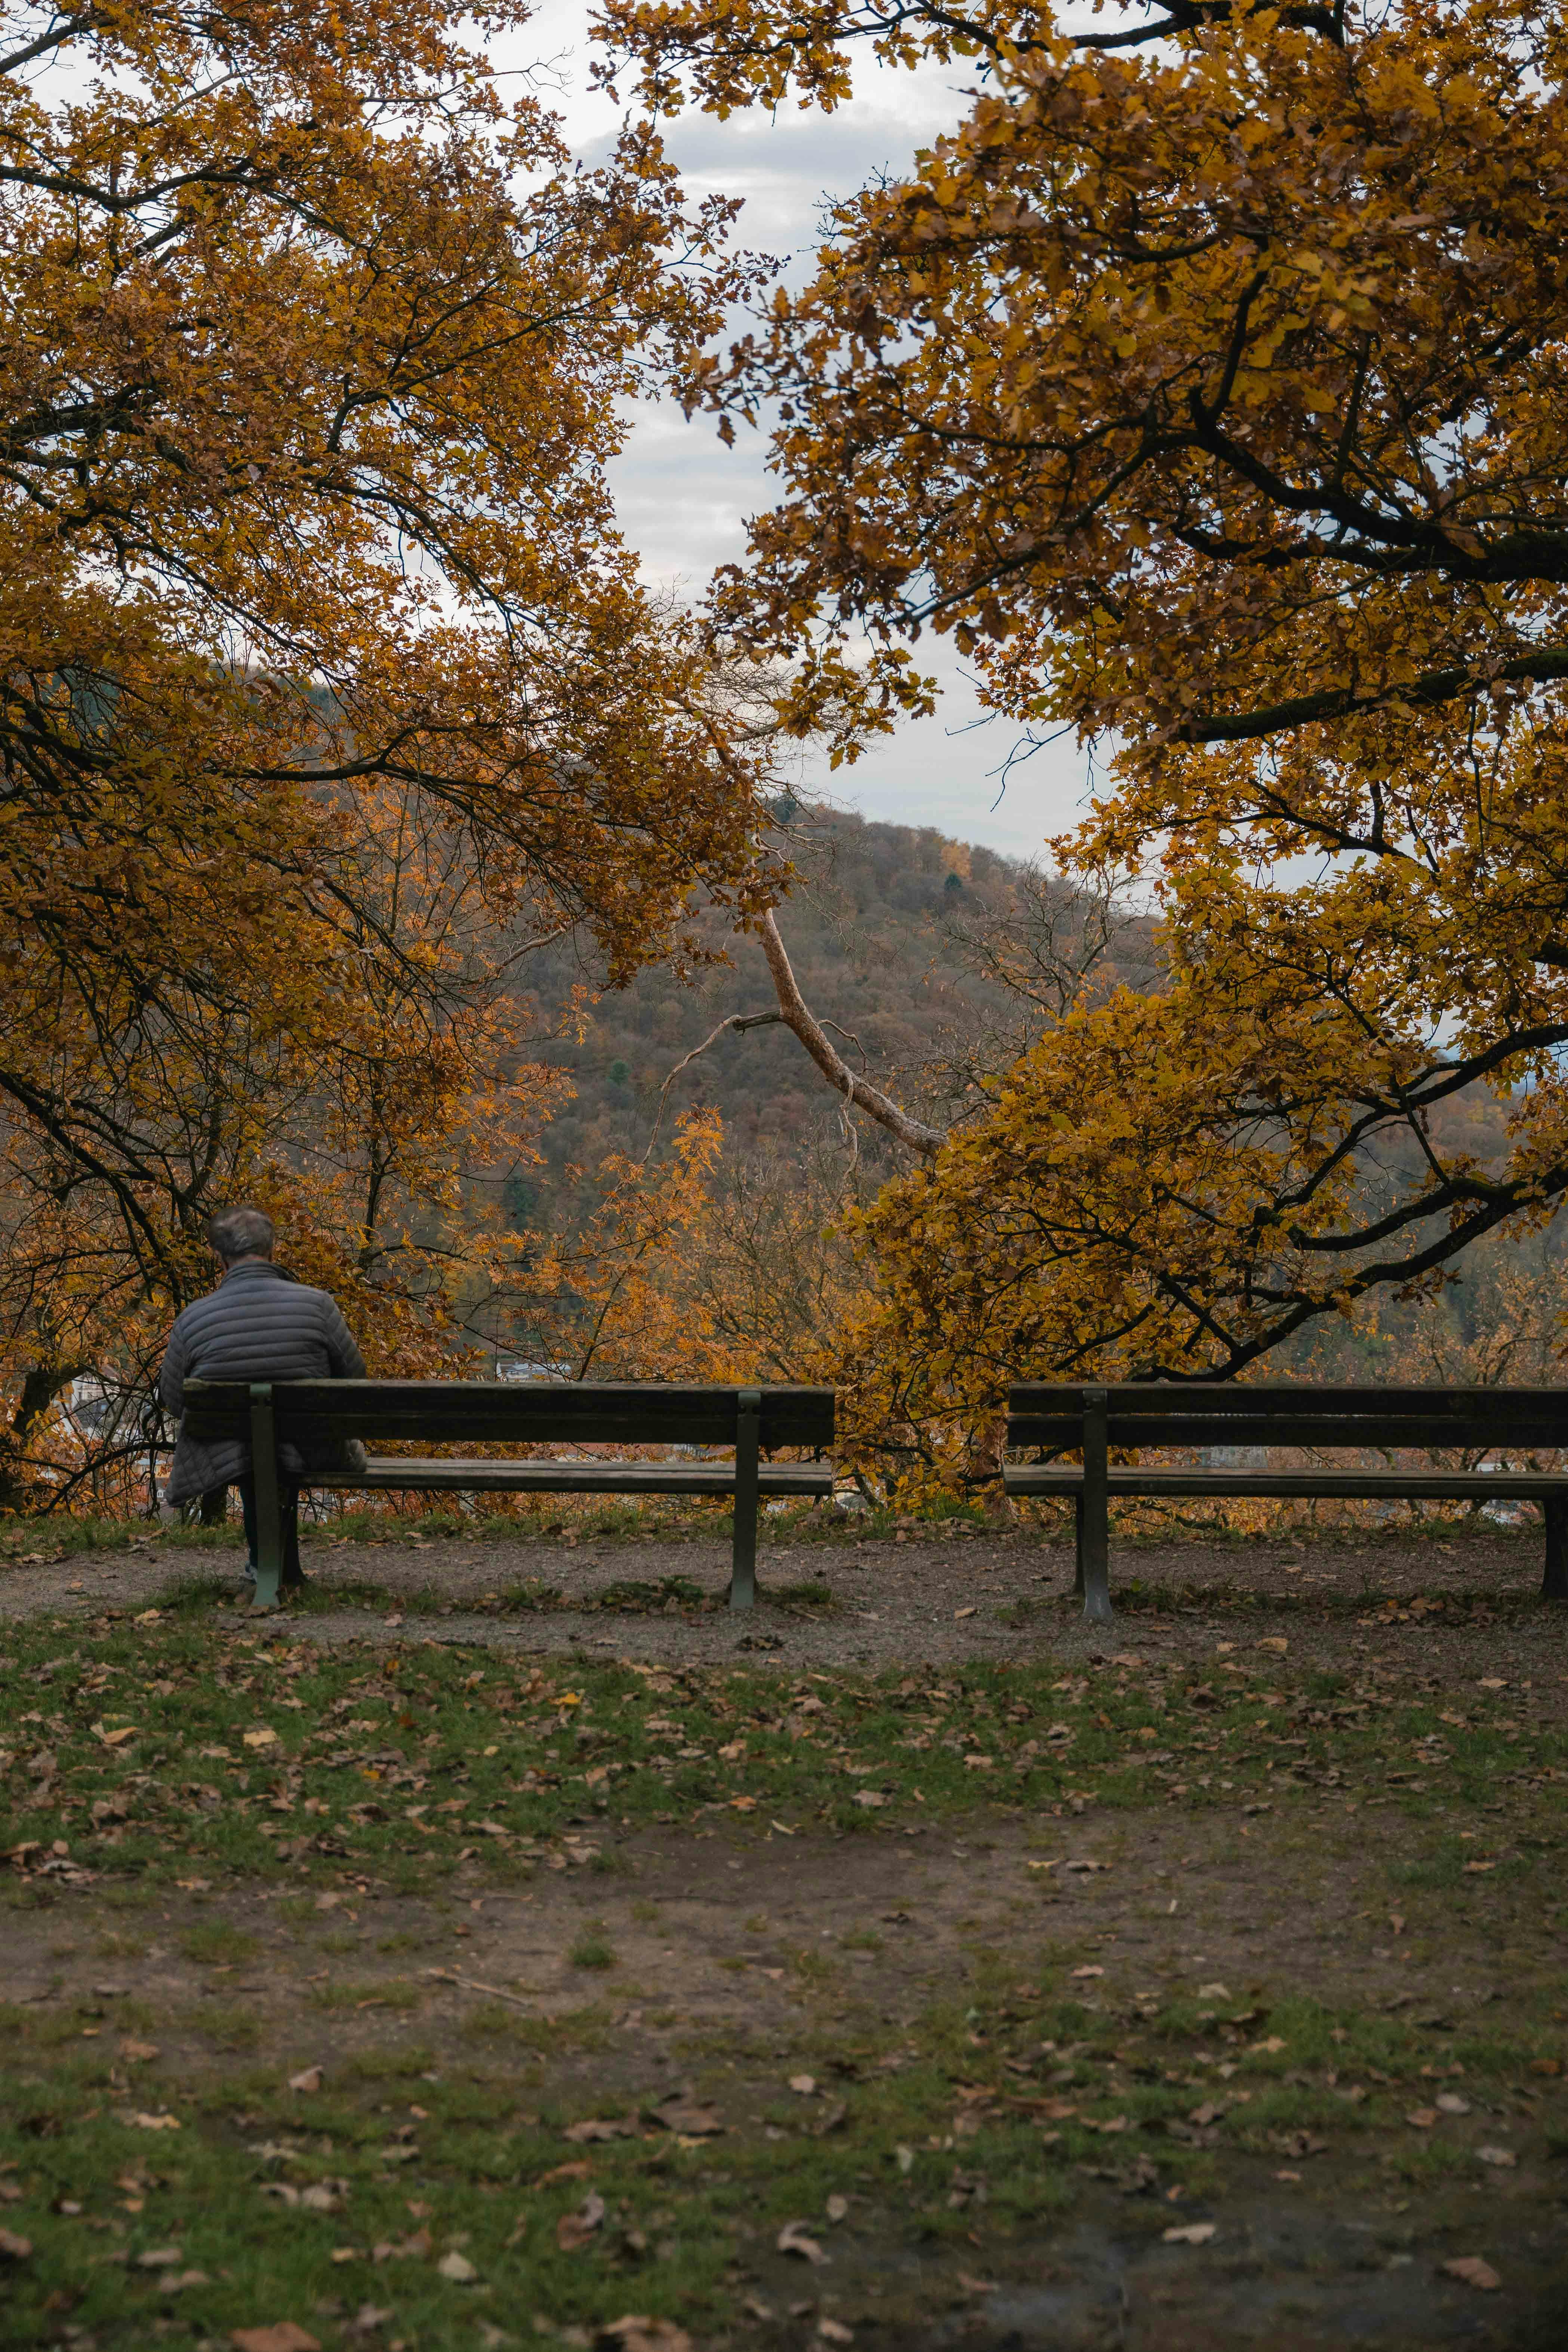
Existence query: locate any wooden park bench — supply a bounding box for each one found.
[1004,1383,1568,1623]
[179,1379,835,1613]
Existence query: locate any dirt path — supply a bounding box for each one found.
[4,1519,1564,1689]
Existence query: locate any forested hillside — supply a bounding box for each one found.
[509,802,1154,1230]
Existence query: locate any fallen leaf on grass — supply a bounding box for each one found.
[123,2113,180,2131]
[825,2194,848,2223]
[595,2320,692,2352]
[954,1606,977,1620]
[136,2246,183,2270]
[817,2324,855,2346]
[1162,2223,1217,2245]
[437,2250,478,2282]
[789,2075,816,2096]
[564,2115,637,2144]
[1070,1965,1105,1980]
[1441,2256,1500,2290]
[557,2192,606,2252]
[1406,2109,1438,2130]
[1436,2093,1470,2115]
[231,2328,321,2352]
[287,2067,323,2095]
[777,2220,827,2264]
[647,2093,723,2137]
[243,1728,280,1750]
[1062,1859,1110,1875]
[955,2274,996,2294]
[1476,2146,1517,2168]
[119,2040,158,2064]
[1256,1638,1288,1653]
[1462,1861,1496,1875]
[851,1791,888,1809]
[534,2161,594,2189]
[0,2229,33,2261]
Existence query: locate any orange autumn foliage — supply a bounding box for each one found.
[0,0,774,1503]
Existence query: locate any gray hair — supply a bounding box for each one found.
[206,1205,274,1264]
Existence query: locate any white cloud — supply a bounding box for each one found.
[498,3,1097,859]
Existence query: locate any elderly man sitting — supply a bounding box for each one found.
[159,1206,365,1592]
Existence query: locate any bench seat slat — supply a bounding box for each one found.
[1004,1467,1568,1499]
[302,1458,834,1497]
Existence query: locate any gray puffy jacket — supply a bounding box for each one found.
[158,1259,366,1503]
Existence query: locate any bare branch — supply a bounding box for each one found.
[643,1007,784,1160]
[755,907,944,1156]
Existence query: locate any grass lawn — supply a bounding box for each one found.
[2,1570,1566,2349]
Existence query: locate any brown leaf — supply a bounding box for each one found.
[1441,2256,1500,2291]
[118,2040,158,2064]
[776,2220,826,2264]
[230,2328,322,2352]
[595,2321,692,2352]
[1476,2145,1517,2167]
[647,2094,724,2137]
[287,2067,323,2095]
[533,2160,594,2189]
[564,2115,637,2143]
[0,2229,33,2261]
[1405,2108,1438,2130]
[557,2191,606,2252]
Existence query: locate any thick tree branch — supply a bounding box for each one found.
[1174,647,1568,743]
[756,907,943,1155]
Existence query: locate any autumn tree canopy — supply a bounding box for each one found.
[0,0,774,1497]
[596,0,1568,1424]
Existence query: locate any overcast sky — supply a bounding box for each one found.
[511,2,1099,863]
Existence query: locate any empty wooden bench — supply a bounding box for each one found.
[1004,1382,1568,1622]
[179,1378,836,1611]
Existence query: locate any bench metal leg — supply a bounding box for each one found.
[1073,1493,1085,1597]
[729,1387,761,1610]
[249,1384,284,1611]
[1081,1387,1112,1623]
[1546,1498,1568,1601]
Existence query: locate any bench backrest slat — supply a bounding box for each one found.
[181,1378,834,1450]
[1008,1382,1568,1451]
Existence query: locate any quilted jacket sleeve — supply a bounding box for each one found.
[158,1313,190,1419]
[321,1296,366,1380]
